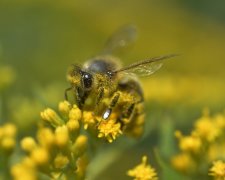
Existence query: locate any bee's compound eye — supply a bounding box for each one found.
[82,72,93,90]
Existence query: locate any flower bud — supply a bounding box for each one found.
[40,108,63,127]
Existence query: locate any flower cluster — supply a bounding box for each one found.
[11,101,88,180]
[127,156,158,180]
[10,98,145,179]
[171,109,225,178]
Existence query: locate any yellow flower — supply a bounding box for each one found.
[1,137,16,151]
[82,111,96,130]
[209,160,225,180]
[11,157,37,180]
[194,112,220,142]
[0,123,17,153]
[127,156,157,180]
[54,125,69,147]
[76,154,89,179]
[53,153,69,169]
[40,108,64,127]
[208,144,225,162]
[36,127,55,149]
[214,114,225,130]
[58,100,71,116]
[66,118,80,132]
[72,135,88,157]
[97,117,122,143]
[30,147,49,166]
[21,137,37,152]
[175,131,202,153]
[69,104,82,121]
[171,153,196,173]
[2,123,17,137]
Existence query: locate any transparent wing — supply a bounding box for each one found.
[122,62,163,77]
[101,25,137,55]
[114,54,177,77]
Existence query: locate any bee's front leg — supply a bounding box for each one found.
[92,87,105,116]
[64,87,72,101]
[96,87,104,105]
[102,91,120,120]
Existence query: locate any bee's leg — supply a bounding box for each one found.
[96,87,104,105]
[92,87,104,116]
[64,87,72,101]
[102,92,120,120]
[123,103,135,119]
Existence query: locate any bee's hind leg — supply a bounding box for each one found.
[117,102,136,128]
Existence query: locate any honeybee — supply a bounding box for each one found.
[65,26,176,136]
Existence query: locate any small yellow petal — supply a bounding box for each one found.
[40,108,63,126]
[55,125,69,147]
[21,137,37,152]
[31,147,49,166]
[54,153,69,169]
[66,119,80,132]
[2,123,17,137]
[72,135,88,157]
[69,105,82,121]
[58,100,71,115]
[1,137,15,151]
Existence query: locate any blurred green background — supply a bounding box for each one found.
[0,0,225,179]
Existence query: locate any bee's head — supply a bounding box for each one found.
[67,64,93,92]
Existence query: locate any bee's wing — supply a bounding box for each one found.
[121,62,163,77]
[113,54,178,77]
[101,25,137,55]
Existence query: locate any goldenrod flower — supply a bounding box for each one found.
[36,127,55,148]
[175,131,202,153]
[54,125,69,147]
[58,100,71,116]
[2,123,17,137]
[21,137,37,152]
[0,123,17,153]
[194,112,220,142]
[69,104,82,121]
[172,110,225,177]
[72,135,88,157]
[11,157,37,180]
[97,117,122,143]
[171,153,196,173]
[40,108,64,127]
[76,154,89,179]
[82,111,96,130]
[66,118,80,132]
[208,144,225,162]
[30,147,49,166]
[1,137,16,151]
[127,156,157,180]
[209,160,225,180]
[214,114,225,130]
[53,153,69,169]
